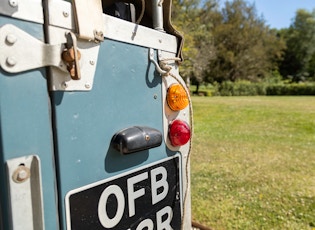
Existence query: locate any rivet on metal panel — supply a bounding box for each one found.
[63,11,69,18]
[6,34,17,44]
[62,81,68,89]
[6,57,17,66]
[85,83,91,89]
[12,165,30,183]
[9,0,18,8]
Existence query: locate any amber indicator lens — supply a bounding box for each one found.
[169,120,191,146]
[166,84,189,111]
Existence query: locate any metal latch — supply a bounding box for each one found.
[62,32,81,80]
[0,24,100,91]
[6,155,44,230]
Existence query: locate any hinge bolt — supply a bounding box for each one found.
[17,170,28,181]
[9,0,18,7]
[12,165,30,183]
[6,57,17,66]
[6,34,17,44]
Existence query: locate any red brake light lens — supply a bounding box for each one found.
[169,120,191,146]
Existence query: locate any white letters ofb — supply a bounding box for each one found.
[98,166,171,229]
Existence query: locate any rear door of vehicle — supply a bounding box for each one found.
[0,0,192,229]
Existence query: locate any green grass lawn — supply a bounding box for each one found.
[190,96,315,230]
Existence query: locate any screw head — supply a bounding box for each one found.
[12,166,30,183]
[62,81,68,89]
[6,34,17,44]
[6,57,17,66]
[17,169,28,181]
[85,83,91,89]
[9,0,18,7]
[63,11,69,17]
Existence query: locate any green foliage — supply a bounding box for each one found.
[266,83,315,95]
[205,0,285,83]
[213,81,266,96]
[171,0,315,93]
[190,84,214,96]
[192,81,315,96]
[172,0,217,82]
[279,9,315,80]
[264,70,283,84]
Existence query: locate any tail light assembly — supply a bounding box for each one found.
[165,83,191,147]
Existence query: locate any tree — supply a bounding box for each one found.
[279,9,315,81]
[204,0,285,83]
[172,0,217,88]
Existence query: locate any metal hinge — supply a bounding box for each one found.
[0,24,64,74]
[0,24,100,91]
[72,0,105,43]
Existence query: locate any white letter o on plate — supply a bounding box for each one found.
[98,185,125,228]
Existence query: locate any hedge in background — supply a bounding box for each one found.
[206,81,315,96]
[266,83,315,95]
[216,81,266,96]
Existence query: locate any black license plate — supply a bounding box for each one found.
[65,155,182,229]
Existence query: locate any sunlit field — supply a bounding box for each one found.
[190,96,315,230]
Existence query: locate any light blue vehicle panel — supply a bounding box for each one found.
[52,39,177,228]
[0,17,59,230]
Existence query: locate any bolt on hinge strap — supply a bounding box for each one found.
[6,155,44,230]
